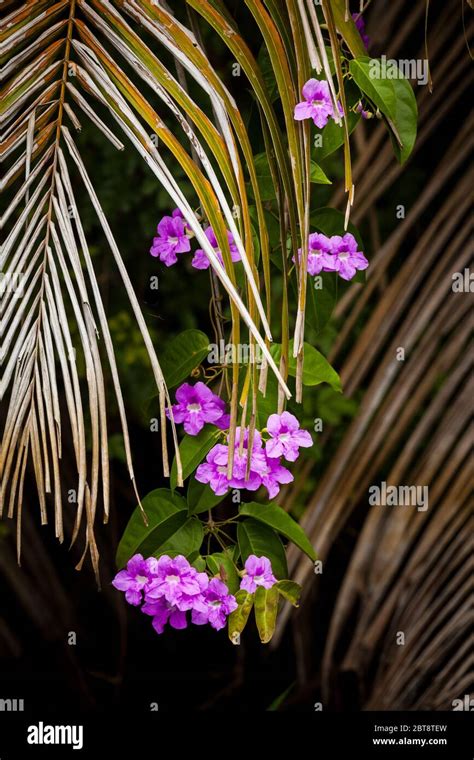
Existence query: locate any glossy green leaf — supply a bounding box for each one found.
[275,580,302,607]
[255,370,279,429]
[171,425,223,490]
[187,478,227,515]
[206,550,240,594]
[228,589,254,644]
[350,57,417,164]
[306,272,338,334]
[313,110,360,160]
[271,341,341,391]
[388,76,418,164]
[159,329,210,389]
[310,207,364,249]
[289,341,341,391]
[349,58,397,119]
[156,517,204,557]
[115,488,187,568]
[239,503,316,561]
[254,585,279,643]
[257,44,279,102]
[250,152,277,201]
[237,518,288,579]
[310,161,332,185]
[190,554,207,572]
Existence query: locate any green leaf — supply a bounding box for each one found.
[159,329,210,389]
[289,341,341,390]
[206,550,240,594]
[314,110,360,160]
[388,76,418,164]
[115,488,187,568]
[275,580,302,607]
[349,57,417,164]
[190,554,207,572]
[156,517,203,557]
[237,518,288,579]
[257,44,279,103]
[271,341,341,391]
[228,589,254,644]
[310,207,364,249]
[254,585,279,643]
[171,425,223,490]
[187,478,226,514]
[349,58,397,120]
[306,272,338,334]
[255,369,279,429]
[108,433,127,463]
[239,503,316,561]
[310,161,331,185]
[249,152,277,202]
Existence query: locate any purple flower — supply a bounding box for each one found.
[142,597,188,634]
[192,227,241,270]
[294,79,343,128]
[330,233,369,281]
[240,555,277,593]
[150,214,191,266]
[194,425,297,499]
[192,578,238,630]
[167,382,229,436]
[171,207,184,222]
[294,232,335,276]
[352,13,370,50]
[227,427,267,487]
[265,412,313,462]
[356,101,371,120]
[195,444,236,496]
[145,555,208,610]
[112,553,158,606]
[171,207,195,236]
[253,454,294,499]
[195,439,262,496]
[196,426,294,499]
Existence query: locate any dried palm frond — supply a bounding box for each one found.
[1,1,361,573]
[0,0,269,574]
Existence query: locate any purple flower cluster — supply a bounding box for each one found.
[196,414,312,499]
[149,208,241,271]
[166,382,230,436]
[293,231,369,281]
[112,554,237,633]
[294,79,343,128]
